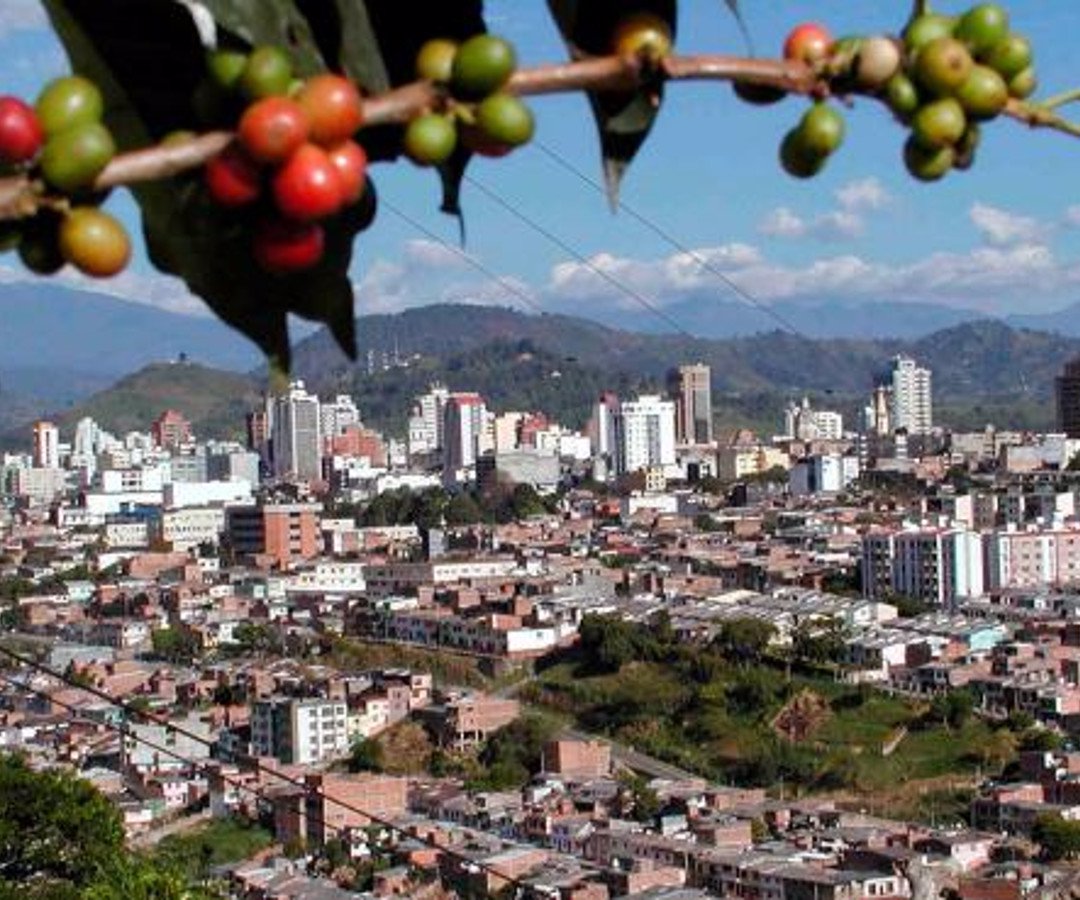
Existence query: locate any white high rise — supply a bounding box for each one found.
[271,381,322,482]
[889,355,933,435]
[587,392,620,459]
[319,394,361,440]
[407,383,450,456]
[615,394,676,475]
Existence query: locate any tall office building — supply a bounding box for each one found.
[889,355,933,435]
[443,392,488,471]
[407,383,450,456]
[587,391,620,458]
[320,394,361,441]
[31,420,60,469]
[1057,356,1080,438]
[271,381,322,482]
[669,363,713,445]
[614,394,676,474]
[151,409,192,449]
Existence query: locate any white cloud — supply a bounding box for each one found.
[969,203,1045,246]
[0,0,47,36]
[759,207,806,238]
[836,178,891,212]
[759,180,890,243]
[402,238,471,270]
[1063,205,1080,228]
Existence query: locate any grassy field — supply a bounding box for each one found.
[154,817,274,880]
[524,656,1008,813]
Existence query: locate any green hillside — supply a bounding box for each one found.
[53,362,261,441]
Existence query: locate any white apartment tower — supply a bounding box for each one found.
[587,391,620,459]
[319,394,361,439]
[271,381,322,482]
[615,394,676,475]
[783,397,843,441]
[407,383,450,456]
[889,355,933,435]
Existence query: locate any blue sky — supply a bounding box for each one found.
[2,0,1080,331]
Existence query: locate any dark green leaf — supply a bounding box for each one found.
[196,0,325,75]
[546,0,677,207]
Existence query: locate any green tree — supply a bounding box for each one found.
[1034,814,1080,860]
[150,627,199,664]
[0,753,125,894]
[712,618,776,666]
[348,737,385,773]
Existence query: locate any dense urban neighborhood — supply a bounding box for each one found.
[7,352,1080,899]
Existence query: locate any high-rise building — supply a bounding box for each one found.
[888,355,933,435]
[614,394,676,475]
[1057,356,1080,438]
[443,392,488,471]
[151,409,192,449]
[31,420,60,469]
[271,381,321,482]
[587,392,620,459]
[319,394,361,442]
[783,397,843,440]
[669,364,713,445]
[407,383,450,456]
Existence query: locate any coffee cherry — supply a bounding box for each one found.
[475,93,534,148]
[416,39,459,83]
[18,213,64,275]
[983,33,1032,80]
[885,73,920,120]
[240,46,293,100]
[1008,67,1037,100]
[238,97,309,165]
[855,37,902,90]
[956,65,1008,120]
[954,123,981,170]
[295,75,364,146]
[253,216,324,274]
[59,207,130,278]
[205,143,262,208]
[206,49,248,91]
[904,14,957,54]
[272,143,344,222]
[326,140,368,205]
[40,121,116,192]
[0,96,44,165]
[779,129,825,179]
[403,114,457,166]
[914,37,974,96]
[955,4,1009,57]
[783,23,833,66]
[904,136,955,181]
[35,76,103,137]
[912,97,967,149]
[733,82,786,106]
[612,12,673,61]
[450,34,515,99]
[797,103,845,157]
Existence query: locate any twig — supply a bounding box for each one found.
[0,51,1076,219]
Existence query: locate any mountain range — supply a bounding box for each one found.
[4,297,1075,446]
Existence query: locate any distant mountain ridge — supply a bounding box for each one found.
[4,303,1079,445]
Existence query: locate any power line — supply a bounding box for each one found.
[463,172,699,340]
[0,669,360,860]
[0,645,532,894]
[531,139,810,339]
[382,198,548,318]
